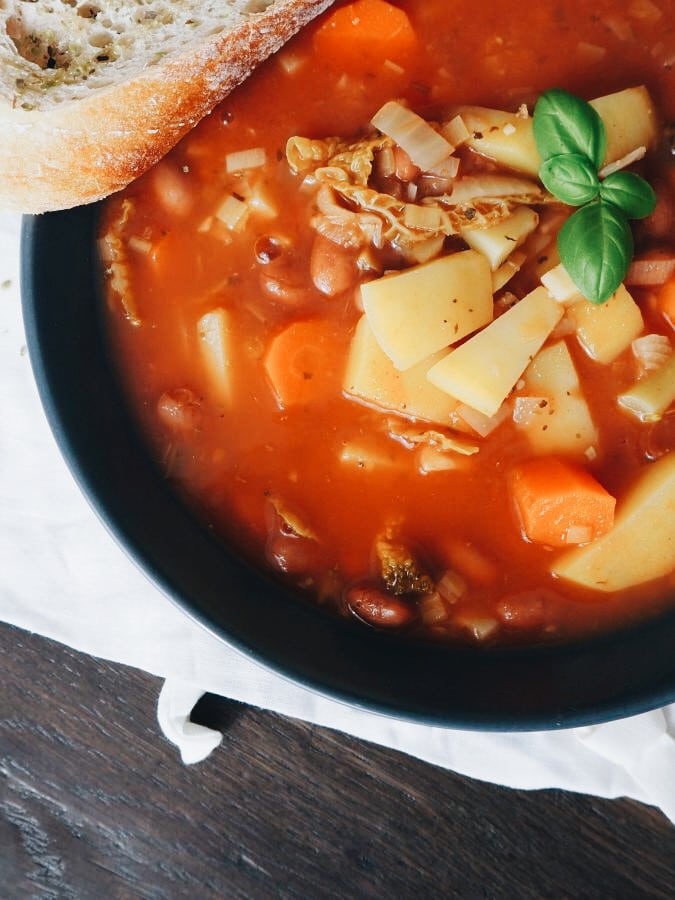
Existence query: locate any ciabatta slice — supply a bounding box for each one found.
[0,0,333,213]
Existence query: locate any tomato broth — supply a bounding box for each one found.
[101,0,675,645]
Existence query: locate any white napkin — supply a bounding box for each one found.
[2,209,675,823]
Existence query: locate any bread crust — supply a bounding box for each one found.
[0,0,334,213]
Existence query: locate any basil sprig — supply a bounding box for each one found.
[533,88,656,304]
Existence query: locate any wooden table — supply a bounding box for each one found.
[2,620,673,897]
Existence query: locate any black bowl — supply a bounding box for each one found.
[20,204,675,730]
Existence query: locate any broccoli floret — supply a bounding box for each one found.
[376,537,433,596]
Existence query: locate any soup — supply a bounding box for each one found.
[100,0,675,646]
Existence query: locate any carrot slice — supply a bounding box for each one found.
[313,0,417,71]
[264,319,344,409]
[657,276,675,329]
[508,457,616,548]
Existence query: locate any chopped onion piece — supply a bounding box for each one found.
[437,569,468,602]
[417,445,462,473]
[541,263,583,304]
[216,194,249,231]
[629,0,662,23]
[402,203,444,231]
[374,146,396,179]
[427,155,461,179]
[277,51,305,75]
[599,145,647,178]
[225,147,267,173]
[442,115,471,147]
[128,236,152,255]
[383,59,405,75]
[576,42,607,64]
[371,100,454,171]
[420,592,451,626]
[455,614,499,642]
[455,401,511,437]
[601,13,634,40]
[448,174,544,206]
[632,333,672,372]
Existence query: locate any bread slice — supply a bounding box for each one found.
[0,0,334,214]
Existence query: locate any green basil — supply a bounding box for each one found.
[532,88,656,305]
[533,88,607,169]
[599,170,657,219]
[539,153,600,206]
[558,202,633,304]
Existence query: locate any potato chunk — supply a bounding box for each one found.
[360,250,493,371]
[618,352,675,422]
[514,341,598,456]
[343,315,459,425]
[427,286,563,418]
[568,284,644,364]
[454,105,540,177]
[589,86,658,167]
[462,207,539,270]
[552,453,675,592]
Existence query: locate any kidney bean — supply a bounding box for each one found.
[346,584,414,628]
[259,259,308,305]
[254,234,288,264]
[638,177,675,244]
[496,589,558,630]
[393,146,420,182]
[310,234,358,297]
[264,501,322,575]
[266,531,321,574]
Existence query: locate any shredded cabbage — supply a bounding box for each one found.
[286,132,551,256]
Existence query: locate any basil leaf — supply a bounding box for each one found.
[539,153,600,205]
[533,88,607,169]
[558,202,633,304]
[599,171,657,219]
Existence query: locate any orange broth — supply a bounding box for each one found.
[101,0,675,645]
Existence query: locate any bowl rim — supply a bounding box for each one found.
[19,205,675,731]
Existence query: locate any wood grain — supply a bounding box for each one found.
[1,621,673,898]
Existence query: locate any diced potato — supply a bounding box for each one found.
[427,286,563,418]
[514,341,598,455]
[455,86,657,177]
[454,105,540,177]
[589,86,658,167]
[462,207,539,270]
[552,452,675,592]
[618,352,675,422]
[524,339,580,394]
[197,308,233,404]
[361,250,493,371]
[343,315,460,425]
[569,284,644,364]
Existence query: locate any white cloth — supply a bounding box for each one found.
[2,209,675,822]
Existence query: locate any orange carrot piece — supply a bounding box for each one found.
[508,457,616,548]
[657,276,675,329]
[312,0,417,71]
[264,319,343,409]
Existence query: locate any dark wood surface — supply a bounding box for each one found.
[1,620,673,899]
